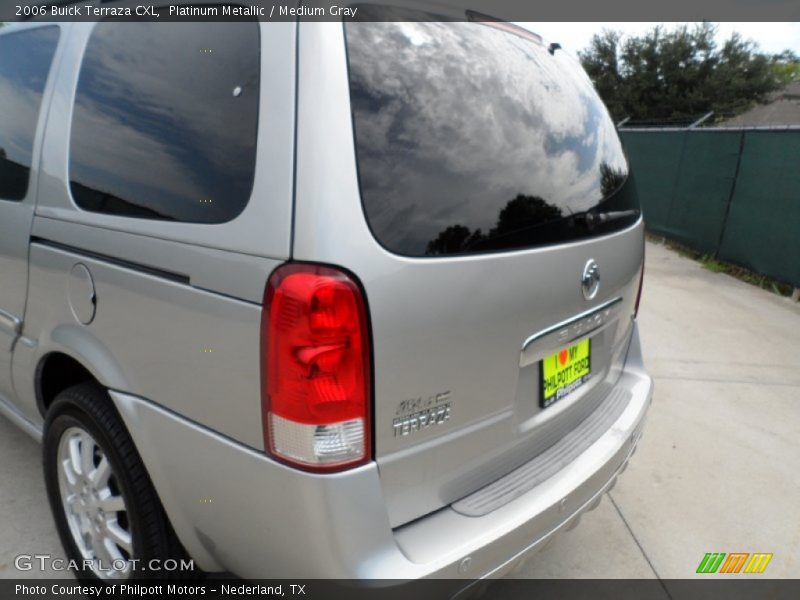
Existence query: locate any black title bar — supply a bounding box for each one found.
[2,0,800,22]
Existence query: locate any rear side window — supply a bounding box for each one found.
[345,11,639,257]
[0,27,59,201]
[69,22,260,223]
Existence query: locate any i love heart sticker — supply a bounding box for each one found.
[558,349,569,365]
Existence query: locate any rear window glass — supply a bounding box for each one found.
[69,22,260,223]
[345,11,639,257]
[0,27,60,201]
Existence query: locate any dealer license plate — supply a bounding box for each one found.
[541,339,591,408]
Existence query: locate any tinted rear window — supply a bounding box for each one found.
[69,22,260,223]
[345,13,639,257]
[0,27,59,201]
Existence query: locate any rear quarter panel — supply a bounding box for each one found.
[15,239,277,450]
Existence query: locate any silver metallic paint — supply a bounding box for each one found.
[107,324,652,579]
[19,243,268,448]
[519,297,623,367]
[3,21,295,447]
[293,21,646,526]
[66,263,96,325]
[0,308,22,337]
[34,21,296,262]
[0,23,65,407]
[0,13,653,580]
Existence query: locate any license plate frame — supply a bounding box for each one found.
[540,339,591,408]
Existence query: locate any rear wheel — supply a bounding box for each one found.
[43,383,187,581]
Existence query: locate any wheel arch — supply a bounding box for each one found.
[32,331,219,572]
[34,324,129,418]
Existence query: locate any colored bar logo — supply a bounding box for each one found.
[697,552,773,574]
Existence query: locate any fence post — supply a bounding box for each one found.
[689,112,714,129]
[714,130,746,259]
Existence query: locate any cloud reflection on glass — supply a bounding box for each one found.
[69,22,260,223]
[0,27,59,200]
[346,12,637,257]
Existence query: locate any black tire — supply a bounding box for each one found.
[43,383,191,582]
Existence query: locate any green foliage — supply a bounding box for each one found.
[770,50,800,85]
[700,255,727,273]
[580,23,787,122]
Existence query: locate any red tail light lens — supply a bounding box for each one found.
[261,264,371,472]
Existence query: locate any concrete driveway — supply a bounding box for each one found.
[1,240,799,580]
[515,241,800,579]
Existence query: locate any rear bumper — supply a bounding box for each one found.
[111,323,652,581]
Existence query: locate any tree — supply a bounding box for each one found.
[489,195,563,238]
[425,195,563,255]
[426,225,483,256]
[580,23,783,122]
[770,50,800,85]
[580,30,625,120]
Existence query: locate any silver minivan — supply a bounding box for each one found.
[0,2,652,586]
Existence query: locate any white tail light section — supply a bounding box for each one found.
[268,415,366,467]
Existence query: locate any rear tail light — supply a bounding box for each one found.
[261,264,371,472]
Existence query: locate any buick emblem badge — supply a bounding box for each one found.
[582,259,600,300]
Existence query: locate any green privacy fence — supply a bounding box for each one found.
[619,128,800,287]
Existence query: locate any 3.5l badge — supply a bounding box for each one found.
[393,391,452,437]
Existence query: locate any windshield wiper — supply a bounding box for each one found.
[573,209,640,230]
[460,208,640,253]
